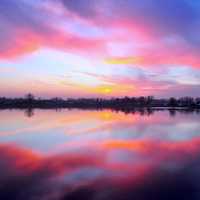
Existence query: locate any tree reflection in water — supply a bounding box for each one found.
[24,108,34,118]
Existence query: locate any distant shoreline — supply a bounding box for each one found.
[0,95,200,110]
[0,105,200,110]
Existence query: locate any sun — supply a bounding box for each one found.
[103,87,112,94]
[94,85,113,95]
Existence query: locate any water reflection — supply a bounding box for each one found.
[22,107,200,118]
[24,108,35,118]
[0,109,199,199]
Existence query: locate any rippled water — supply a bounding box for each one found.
[0,109,200,200]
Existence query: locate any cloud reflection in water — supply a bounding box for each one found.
[0,109,200,199]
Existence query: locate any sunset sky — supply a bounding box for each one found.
[1,0,200,98]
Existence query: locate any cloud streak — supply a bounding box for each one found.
[0,0,106,59]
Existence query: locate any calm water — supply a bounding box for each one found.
[0,109,200,199]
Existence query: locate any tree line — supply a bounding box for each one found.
[0,94,200,109]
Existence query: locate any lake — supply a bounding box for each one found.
[0,109,200,199]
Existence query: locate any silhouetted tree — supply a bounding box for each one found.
[24,93,35,106]
[179,97,195,107]
[168,97,178,107]
[146,96,154,106]
[25,93,34,101]
[138,96,145,106]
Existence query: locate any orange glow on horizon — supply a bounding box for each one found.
[105,56,143,65]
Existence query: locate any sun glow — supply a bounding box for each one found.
[103,87,112,94]
[105,56,143,65]
[92,85,113,95]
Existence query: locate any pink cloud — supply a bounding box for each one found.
[0,27,106,60]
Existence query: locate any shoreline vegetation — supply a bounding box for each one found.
[0,94,200,111]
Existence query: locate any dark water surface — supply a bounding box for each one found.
[0,109,200,200]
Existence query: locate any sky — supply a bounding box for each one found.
[0,0,200,98]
